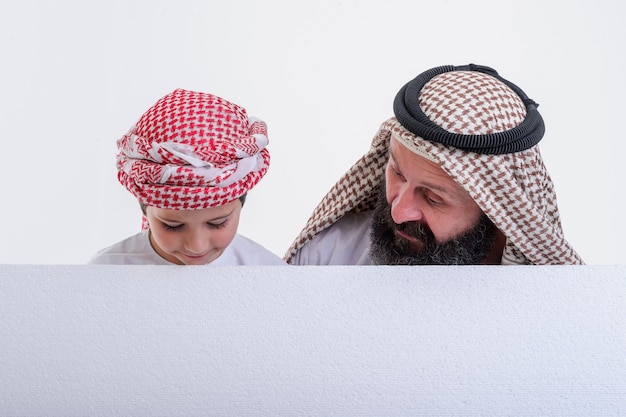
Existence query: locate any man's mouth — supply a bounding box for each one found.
[394,229,425,252]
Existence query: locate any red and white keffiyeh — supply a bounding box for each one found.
[285,68,583,265]
[117,89,270,223]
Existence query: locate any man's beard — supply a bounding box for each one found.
[369,183,499,265]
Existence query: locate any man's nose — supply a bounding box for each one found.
[390,187,425,225]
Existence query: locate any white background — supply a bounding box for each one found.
[1,0,624,265]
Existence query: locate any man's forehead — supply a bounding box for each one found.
[388,137,460,193]
[390,131,439,164]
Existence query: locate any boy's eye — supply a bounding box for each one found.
[208,219,228,229]
[163,223,183,231]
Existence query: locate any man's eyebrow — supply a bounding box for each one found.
[387,150,404,172]
[388,149,450,195]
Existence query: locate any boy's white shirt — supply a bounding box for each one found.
[89,230,285,266]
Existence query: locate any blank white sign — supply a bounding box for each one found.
[1,265,625,416]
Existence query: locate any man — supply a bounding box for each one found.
[285,64,583,265]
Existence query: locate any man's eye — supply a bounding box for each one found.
[391,167,404,179]
[424,191,444,206]
[426,196,444,206]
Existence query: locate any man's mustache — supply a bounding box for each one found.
[393,220,433,241]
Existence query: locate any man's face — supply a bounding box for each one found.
[369,138,498,265]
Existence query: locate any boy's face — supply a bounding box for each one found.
[145,200,242,265]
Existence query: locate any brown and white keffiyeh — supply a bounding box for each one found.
[285,66,583,265]
[117,89,270,227]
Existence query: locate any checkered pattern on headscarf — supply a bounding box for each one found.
[116,89,270,227]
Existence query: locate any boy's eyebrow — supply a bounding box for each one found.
[205,208,236,222]
[157,207,237,223]
[206,214,230,223]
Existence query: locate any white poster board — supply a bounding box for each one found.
[1,265,625,416]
